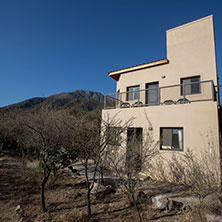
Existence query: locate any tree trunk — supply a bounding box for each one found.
[84,158,92,216]
[127,172,142,222]
[99,166,104,185]
[87,188,91,216]
[132,193,142,222]
[41,170,50,212]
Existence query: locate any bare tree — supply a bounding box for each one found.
[74,112,101,216]
[64,111,133,217]
[14,106,78,212]
[66,111,108,216]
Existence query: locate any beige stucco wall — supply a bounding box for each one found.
[167,15,218,85]
[102,101,219,157]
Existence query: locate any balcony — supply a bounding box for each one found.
[104,80,219,109]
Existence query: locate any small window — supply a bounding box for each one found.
[181,76,201,95]
[127,85,140,101]
[106,127,122,146]
[160,128,183,151]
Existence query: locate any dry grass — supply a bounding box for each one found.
[0,156,217,222]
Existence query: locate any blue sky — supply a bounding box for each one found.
[0,0,222,107]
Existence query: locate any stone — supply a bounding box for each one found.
[91,182,116,198]
[91,182,106,194]
[151,194,186,211]
[167,199,184,211]
[15,205,21,213]
[152,195,169,210]
[149,192,199,209]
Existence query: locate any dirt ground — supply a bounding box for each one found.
[0,156,203,222]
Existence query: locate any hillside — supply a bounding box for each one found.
[0,89,104,113]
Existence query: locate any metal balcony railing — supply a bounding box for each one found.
[104,80,219,109]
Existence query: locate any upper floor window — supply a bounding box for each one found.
[127,85,140,101]
[160,127,183,151]
[181,76,201,95]
[146,82,159,105]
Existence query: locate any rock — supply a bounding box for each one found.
[152,195,169,210]
[91,182,116,198]
[91,182,106,194]
[149,192,200,210]
[206,214,222,222]
[167,199,184,211]
[15,205,21,213]
[151,195,186,211]
[169,195,198,208]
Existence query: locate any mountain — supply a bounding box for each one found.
[0,89,104,113]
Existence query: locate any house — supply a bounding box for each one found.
[102,15,221,173]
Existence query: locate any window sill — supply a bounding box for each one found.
[160,148,183,152]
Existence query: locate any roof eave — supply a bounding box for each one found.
[109,59,169,81]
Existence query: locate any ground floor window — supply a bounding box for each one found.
[160,127,183,151]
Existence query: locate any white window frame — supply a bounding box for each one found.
[181,76,201,96]
[126,85,140,101]
[160,127,183,151]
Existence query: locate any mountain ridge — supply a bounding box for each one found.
[0,89,104,113]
